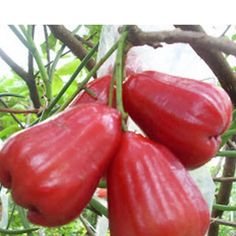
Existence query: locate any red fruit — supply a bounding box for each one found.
[96,188,107,199]
[68,75,115,107]
[108,132,210,236]
[123,71,232,169]
[0,104,121,226]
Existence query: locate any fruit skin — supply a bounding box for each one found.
[0,104,121,227]
[123,71,232,169]
[68,75,115,107]
[108,132,210,236]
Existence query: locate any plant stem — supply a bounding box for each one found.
[0,227,38,235]
[89,198,108,218]
[19,25,52,101]
[211,218,236,227]
[40,43,99,121]
[108,74,115,107]
[0,93,24,98]
[222,129,236,138]
[8,25,31,50]
[217,150,236,157]
[6,203,16,229]
[113,28,128,130]
[17,206,34,236]
[59,39,119,112]
[213,203,236,211]
[48,45,66,82]
[48,25,81,83]
[213,177,236,182]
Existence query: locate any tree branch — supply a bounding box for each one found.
[48,25,96,71]
[125,25,236,56]
[75,34,95,48]
[0,48,41,109]
[125,25,236,106]
[0,107,41,114]
[211,218,236,228]
[0,48,30,82]
[209,143,236,235]
[213,177,236,182]
[174,25,236,107]
[0,99,25,129]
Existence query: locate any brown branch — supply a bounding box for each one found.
[0,48,30,82]
[126,25,236,56]
[0,48,41,109]
[174,25,236,107]
[211,218,236,227]
[209,145,236,235]
[75,35,95,48]
[125,25,236,106]
[213,177,236,182]
[48,25,96,71]
[0,107,41,114]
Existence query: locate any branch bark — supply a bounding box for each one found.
[126,25,236,56]
[0,48,41,109]
[168,27,236,236]
[125,25,236,106]
[211,218,236,227]
[174,25,236,106]
[213,177,236,182]
[48,25,96,71]
[208,141,236,236]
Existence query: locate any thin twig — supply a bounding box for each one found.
[0,99,25,129]
[28,25,35,77]
[0,107,41,114]
[48,25,96,71]
[75,35,95,48]
[213,177,236,182]
[0,48,30,83]
[211,218,236,227]
[43,25,51,74]
[220,25,231,37]
[0,39,41,109]
[79,216,95,236]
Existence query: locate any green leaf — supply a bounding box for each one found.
[0,125,20,139]
[57,59,81,76]
[40,33,57,54]
[231,34,236,41]
[52,74,63,96]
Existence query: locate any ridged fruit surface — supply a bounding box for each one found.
[123,71,232,169]
[108,132,210,236]
[0,104,121,226]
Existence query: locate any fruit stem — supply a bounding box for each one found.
[113,27,128,131]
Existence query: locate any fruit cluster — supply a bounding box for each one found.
[0,71,232,236]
